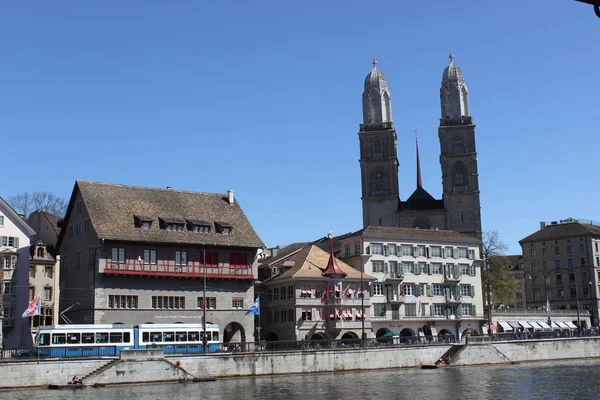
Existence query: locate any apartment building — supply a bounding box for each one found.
[338,226,484,340]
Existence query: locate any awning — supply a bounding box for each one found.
[355,311,362,318]
[508,321,521,329]
[518,321,532,329]
[551,321,562,329]
[565,321,578,329]
[537,321,552,329]
[430,326,438,336]
[556,321,570,328]
[498,321,513,331]
[528,321,542,330]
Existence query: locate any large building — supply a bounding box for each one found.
[505,255,526,309]
[359,54,481,239]
[337,226,484,340]
[520,219,600,328]
[28,241,60,330]
[0,197,36,347]
[258,239,376,342]
[56,181,264,344]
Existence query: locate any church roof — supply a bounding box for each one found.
[364,57,387,89]
[442,51,464,82]
[406,186,436,203]
[400,195,445,211]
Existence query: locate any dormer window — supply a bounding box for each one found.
[37,247,45,258]
[186,220,211,233]
[135,215,154,229]
[215,222,233,235]
[167,223,184,232]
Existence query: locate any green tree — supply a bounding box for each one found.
[481,231,519,327]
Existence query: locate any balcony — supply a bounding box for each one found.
[385,273,404,282]
[443,274,461,284]
[359,122,394,131]
[326,319,366,330]
[102,259,254,280]
[439,116,473,126]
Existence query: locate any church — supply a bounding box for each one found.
[358,53,482,240]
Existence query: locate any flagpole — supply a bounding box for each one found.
[257,297,261,348]
[203,249,207,354]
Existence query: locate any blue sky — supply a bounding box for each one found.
[2,1,599,254]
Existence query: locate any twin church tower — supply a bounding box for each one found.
[358,53,481,239]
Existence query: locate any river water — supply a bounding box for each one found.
[4,359,600,400]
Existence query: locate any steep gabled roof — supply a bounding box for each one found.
[263,245,376,284]
[519,222,600,244]
[57,180,264,251]
[0,197,36,237]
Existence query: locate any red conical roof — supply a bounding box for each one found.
[322,236,347,277]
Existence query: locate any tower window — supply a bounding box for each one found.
[453,136,463,152]
[452,162,468,190]
[373,140,382,154]
[370,168,388,196]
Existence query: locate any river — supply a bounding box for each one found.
[3,359,600,400]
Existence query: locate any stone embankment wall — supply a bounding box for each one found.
[2,338,600,390]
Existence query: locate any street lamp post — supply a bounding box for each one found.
[574,283,581,336]
[203,249,207,353]
[360,265,365,347]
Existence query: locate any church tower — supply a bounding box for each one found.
[438,52,482,239]
[359,58,399,227]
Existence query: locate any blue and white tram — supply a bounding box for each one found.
[35,323,221,358]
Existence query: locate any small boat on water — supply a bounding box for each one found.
[48,383,86,390]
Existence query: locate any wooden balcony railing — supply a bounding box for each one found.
[102,260,254,280]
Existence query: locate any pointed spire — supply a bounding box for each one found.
[415,131,422,189]
[322,231,346,277]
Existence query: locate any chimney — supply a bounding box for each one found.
[540,222,546,229]
[227,189,234,205]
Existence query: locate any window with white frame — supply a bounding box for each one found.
[43,286,52,301]
[433,304,444,316]
[460,264,469,275]
[460,285,471,296]
[0,216,3,226]
[401,244,413,257]
[175,251,187,265]
[402,262,414,274]
[144,249,157,264]
[231,297,243,309]
[433,284,444,296]
[389,261,400,277]
[354,243,360,255]
[431,263,442,274]
[401,284,414,296]
[388,244,397,256]
[112,248,125,264]
[345,244,350,257]
[108,295,138,309]
[458,247,468,258]
[372,261,384,273]
[374,303,386,317]
[372,283,384,296]
[301,308,312,321]
[430,246,441,257]
[44,266,53,279]
[461,304,472,316]
[152,296,185,309]
[371,243,383,255]
[417,246,426,257]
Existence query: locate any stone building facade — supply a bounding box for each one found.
[337,226,484,340]
[519,219,600,328]
[56,181,264,344]
[359,54,481,240]
[28,241,60,330]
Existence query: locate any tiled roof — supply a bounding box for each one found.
[263,245,376,283]
[352,226,480,244]
[519,222,600,244]
[60,181,264,249]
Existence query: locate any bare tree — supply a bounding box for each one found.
[481,231,519,332]
[8,191,67,218]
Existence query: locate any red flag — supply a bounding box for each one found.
[22,293,42,318]
[321,284,329,303]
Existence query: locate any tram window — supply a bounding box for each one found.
[176,332,187,342]
[143,332,149,343]
[67,333,81,344]
[163,332,175,342]
[82,333,95,344]
[38,333,50,346]
[123,332,131,342]
[188,332,199,342]
[52,333,66,345]
[212,331,219,342]
[150,332,162,343]
[109,333,123,343]
[96,333,109,344]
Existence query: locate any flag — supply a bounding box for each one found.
[545,296,552,315]
[343,285,352,298]
[245,296,260,315]
[22,293,42,318]
[321,284,330,303]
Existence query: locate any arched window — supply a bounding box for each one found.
[373,140,382,154]
[452,162,468,190]
[460,86,469,117]
[37,247,44,258]
[370,168,387,196]
[453,136,463,153]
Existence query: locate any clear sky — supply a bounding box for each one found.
[2,1,599,254]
